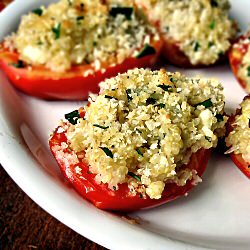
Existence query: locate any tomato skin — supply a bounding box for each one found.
[50,125,211,212]
[229,35,250,91]
[226,105,250,179]
[0,40,162,100]
[230,153,250,179]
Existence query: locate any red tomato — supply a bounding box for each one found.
[226,104,250,179]
[49,125,211,212]
[230,153,250,179]
[0,39,162,100]
[229,34,250,91]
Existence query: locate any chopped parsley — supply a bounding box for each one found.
[136,44,156,59]
[52,23,61,40]
[12,60,26,68]
[158,84,173,92]
[109,7,133,20]
[247,66,250,77]
[128,172,141,182]
[136,148,144,157]
[211,0,218,7]
[113,186,117,191]
[65,110,80,125]
[87,171,92,174]
[156,103,166,109]
[216,114,224,122]
[205,136,212,142]
[105,95,118,100]
[32,8,43,16]
[100,147,113,158]
[93,124,109,129]
[76,16,84,23]
[139,193,143,198]
[169,77,177,83]
[126,89,133,101]
[210,20,216,30]
[136,128,142,134]
[146,97,157,105]
[208,41,215,48]
[194,41,201,52]
[195,99,213,108]
[218,51,224,57]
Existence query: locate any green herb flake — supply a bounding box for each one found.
[76,16,84,24]
[146,97,157,105]
[195,99,213,108]
[211,0,218,7]
[113,186,117,191]
[139,193,143,199]
[12,60,26,68]
[65,110,80,125]
[128,172,141,182]
[32,8,43,16]
[87,171,92,174]
[100,147,113,158]
[93,124,109,129]
[208,41,215,48]
[135,128,142,134]
[136,44,156,59]
[218,51,224,57]
[136,148,144,157]
[158,84,173,92]
[247,66,250,77]
[216,114,224,122]
[205,136,212,142]
[194,41,200,52]
[156,103,166,109]
[52,23,61,40]
[210,20,216,30]
[169,77,177,83]
[105,95,118,100]
[126,89,133,101]
[109,7,134,20]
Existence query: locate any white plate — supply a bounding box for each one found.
[1,1,250,249]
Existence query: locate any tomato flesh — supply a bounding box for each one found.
[229,35,250,91]
[227,110,250,179]
[49,125,211,212]
[0,40,162,100]
[230,153,250,179]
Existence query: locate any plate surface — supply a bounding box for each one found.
[1,1,250,249]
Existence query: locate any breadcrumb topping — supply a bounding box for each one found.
[61,68,227,199]
[3,0,159,72]
[136,0,237,65]
[232,31,250,93]
[226,97,250,163]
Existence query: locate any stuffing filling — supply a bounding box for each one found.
[136,0,237,65]
[226,97,250,163]
[2,0,159,72]
[61,68,227,199]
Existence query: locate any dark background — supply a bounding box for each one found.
[0,166,106,250]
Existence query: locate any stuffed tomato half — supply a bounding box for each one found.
[229,29,250,93]
[50,68,227,211]
[0,0,162,100]
[226,96,250,178]
[135,0,238,67]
